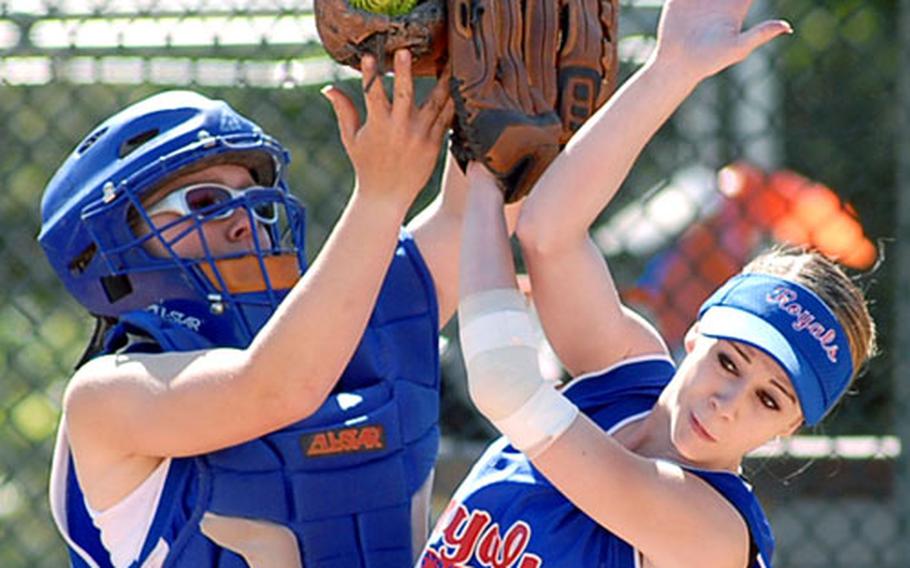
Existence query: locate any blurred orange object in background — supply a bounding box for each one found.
[623,162,877,348]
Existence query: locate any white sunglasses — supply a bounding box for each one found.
[145,183,279,224]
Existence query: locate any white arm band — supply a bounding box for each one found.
[459,289,579,457]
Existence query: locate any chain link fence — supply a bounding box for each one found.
[0,0,904,566]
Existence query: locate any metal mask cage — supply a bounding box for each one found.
[83,180,307,342]
[39,91,308,344]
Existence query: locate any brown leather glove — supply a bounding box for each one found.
[314,0,448,76]
[449,0,619,202]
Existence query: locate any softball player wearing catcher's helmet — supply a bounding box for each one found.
[45,49,458,568]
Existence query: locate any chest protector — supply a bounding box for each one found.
[64,234,440,568]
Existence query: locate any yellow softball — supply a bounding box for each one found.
[350,0,417,16]
[392,0,418,15]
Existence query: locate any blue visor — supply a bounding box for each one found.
[697,274,853,426]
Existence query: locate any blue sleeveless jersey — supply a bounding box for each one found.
[55,232,441,568]
[418,357,775,568]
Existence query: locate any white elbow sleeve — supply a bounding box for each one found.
[459,289,578,455]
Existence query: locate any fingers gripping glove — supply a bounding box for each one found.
[449,0,620,202]
[315,0,448,76]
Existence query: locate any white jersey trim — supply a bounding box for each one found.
[49,418,171,568]
[140,538,169,568]
[49,417,101,568]
[85,456,170,568]
[606,410,651,436]
[564,354,677,392]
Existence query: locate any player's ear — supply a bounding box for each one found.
[778,414,805,438]
[782,414,804,437]
[683,322,700,354]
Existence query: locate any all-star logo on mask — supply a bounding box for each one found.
[147,303,203,332]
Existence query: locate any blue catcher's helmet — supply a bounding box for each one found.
[38,91,308,346]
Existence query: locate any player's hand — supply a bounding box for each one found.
[651,0,792,83]
[322,50,454,209]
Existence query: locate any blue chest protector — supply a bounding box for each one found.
[63,233,440,568]
[418,357,775,568]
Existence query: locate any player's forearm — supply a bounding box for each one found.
[408,153,469,326]
[459,164,517,299]
[410,154,469,233]
[246,188,411,416]
[518,59,698,251]
[457,165,580,455]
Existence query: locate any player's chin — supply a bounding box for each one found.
[669,424,697,461]
[671,426,717,466]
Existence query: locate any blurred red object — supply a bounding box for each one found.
[624,162,876,348]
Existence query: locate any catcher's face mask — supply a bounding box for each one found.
[39,90,308,344]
